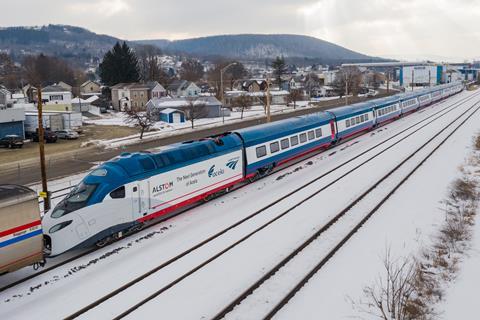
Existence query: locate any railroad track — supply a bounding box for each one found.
[214,99,480,320]
[59,92,480,319]
[0,91,474,295]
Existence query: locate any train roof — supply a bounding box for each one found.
[234,112,333,146]
[326,101,375,118]
[0,185,37,209]
[88,133,243,180]
[372,95,401,107]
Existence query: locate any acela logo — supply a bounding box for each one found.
[152,182,174,193]
[208,165,225,178]
[226,157,239,170]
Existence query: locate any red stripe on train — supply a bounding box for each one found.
[0,220,41,238]
[138,176,246,223]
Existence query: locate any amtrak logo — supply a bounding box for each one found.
[208,165,225,178]
[226,157,240,170]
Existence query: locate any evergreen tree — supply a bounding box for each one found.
[271,56,287,87]
[99,42,140,86]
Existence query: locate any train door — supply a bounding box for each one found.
[132,181,150,219]
[329,120,336,140]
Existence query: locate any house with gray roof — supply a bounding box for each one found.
[167,80,201,98]
[111,81,166,111]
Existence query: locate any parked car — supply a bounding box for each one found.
[31,130,58,143]
[0,135,24,148]
[55,129,79,140]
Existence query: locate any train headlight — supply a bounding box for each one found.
[49,220,73,234]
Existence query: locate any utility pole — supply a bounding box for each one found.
[37,88,50,212]
[266,77,271,123]
[220,70,224,124]
[345,72,349,106]
[386,69,390,93]
[428,69,431,87]
[411,69,414,91]
[220,62,237,124]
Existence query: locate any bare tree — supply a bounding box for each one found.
[304,73,321,97]
[136,44,167,83]
[333,66,363,97]
[124,107,158,139]
[233,95,253,119]
[184,98,208,129]
[207,60,249,97]
[180,59,204,82]
[0,53,21,89]
[353,248,434,320]
[287,89,303,109]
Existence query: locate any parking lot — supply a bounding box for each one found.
[0,124,138,164]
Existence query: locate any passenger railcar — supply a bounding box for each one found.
[418,91,433,107]
[373,96,402,125]
[39,82,465,257]
[328,101,375,140]
[399,92,420,114]
[235,113,335,179]
[0,185,44,274]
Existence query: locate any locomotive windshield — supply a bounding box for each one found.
[65,183,97,203]
[51,182,97,218]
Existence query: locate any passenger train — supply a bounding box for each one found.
[1,82,464,268]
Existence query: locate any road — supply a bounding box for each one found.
[0,94,392,186]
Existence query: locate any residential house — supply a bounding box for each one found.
[147,96,228,119]
[22,84,38,103]
[41,85,73,111]
[167,80,201,98]
[11,92,27,104]
[80,80,101,97]
[0,87,12,107]
[57,81,73,92]
[147,81,167,99]
[111,81,166,111]
[241,80,268,92]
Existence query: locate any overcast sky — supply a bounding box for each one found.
[1,0,479,61]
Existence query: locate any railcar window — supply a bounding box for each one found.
[346,119,350,127]
[356,116,360,123]
[139,158,156,171]
[291,136,299,146]
[110,186,126,199]
[281,138,290,149]
[300,133,307,143]
[270,142,280,153]
[315,128,322,137]
[366,114,369,121]
[308,131,315,140]
[256,146,267,158]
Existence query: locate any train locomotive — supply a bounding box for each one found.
[1,82,464,267]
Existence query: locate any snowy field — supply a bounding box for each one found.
[1,90,479,319]
[83,104,310,149]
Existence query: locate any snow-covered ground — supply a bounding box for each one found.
[276,99,480,319]
[83,104,310,149]
[442,202,480,319]
[0,90,478,319]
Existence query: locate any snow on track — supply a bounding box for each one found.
[0,90,477,319]
[275,110,480,317]
[115,92,480,320]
